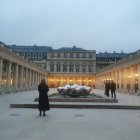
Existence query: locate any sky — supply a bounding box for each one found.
[0,0,140,53]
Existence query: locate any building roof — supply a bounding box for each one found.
[8,45,52,53]
[56,46,86,52]
[96,52,128,58]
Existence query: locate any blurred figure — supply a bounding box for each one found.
[110,80,116,99]
[104,80,110,97]
[38,79,50,116]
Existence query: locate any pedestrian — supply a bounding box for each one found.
[105,80,110,97]
[38,79,50,116]
[110,80,116,99]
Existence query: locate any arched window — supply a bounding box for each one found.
[88,64,93,72]
[38,53,42,58]
[56,62,61,72]
[82,63,87,72]
[32,53,37,58]
[63,62,67,72]
[50,62,54,72]
[75,62,80,72]
[69,62,73,72]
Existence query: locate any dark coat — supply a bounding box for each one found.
[38,83,50,111]
[110,82,116,92]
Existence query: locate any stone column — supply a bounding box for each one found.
[137,64,140,95]
[32,71,35,89]
[14,64,18,92]
[20,66,24,91]
[38,73,40,84]
[73,64,76,73]
[54,62,56,73]
[94,63,96,73]
[25,68,28,90]
[34,71,36,88]
[29,69,32,89]
[123,68,127,92]
[118,70,122,91]
[0,57,3,94]
[67,63,69,73]
[36,72,38,88]
[47,62,49,72]
[6,61,12,93]
[130,66,135,93]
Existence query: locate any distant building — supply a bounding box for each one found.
[96,52,128,72]
[9,44,128,87]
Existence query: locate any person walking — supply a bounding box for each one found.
[38,79,50,116]
[110,80,116,99]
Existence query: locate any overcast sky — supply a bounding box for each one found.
[0,0,140,53]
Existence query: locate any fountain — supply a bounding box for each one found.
[57,84,92,97]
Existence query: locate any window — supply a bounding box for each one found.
[69,63,73,72]
[89,64,93,72]
[56,62,61,72]
[50,62,54,72]
[89,53,92,58]
[32,53,37,58]
[27,53,31,58]
[50,53,54,58]
[83,53,86,58]
[70,53,73,58]
[64,53,67,58]
[38,53,42,58]
[76,53,79,58]
[43,54,47,59]
[75,63,80,72]
[43,64,47,69]
[82,63,87,72]
[63,62,67,72]
[57,53,61,58]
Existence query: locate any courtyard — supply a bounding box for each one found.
[0,89,140,140]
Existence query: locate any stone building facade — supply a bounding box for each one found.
[0,42,48,94]
[95,50,140,94]
[1,41,139,94]
[45,46,96,87]
[9,44,128,88]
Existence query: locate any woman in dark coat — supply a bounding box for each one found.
[38,79,50,116]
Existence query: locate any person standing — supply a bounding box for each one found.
[110,80,116,99]
[38,79,50,116]
[105,80,110,97]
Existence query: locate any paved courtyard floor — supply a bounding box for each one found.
[0,89,140,140]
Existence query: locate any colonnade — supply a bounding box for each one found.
[0,43,48,94]
[95,53,140,94]
[48,74,94,87]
